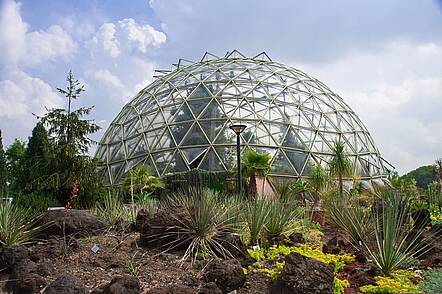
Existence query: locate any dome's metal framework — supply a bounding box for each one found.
[95,50,389,186]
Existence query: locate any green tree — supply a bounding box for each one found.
[329,140,352,198]
[309,163,328,208]
[401,164,437,190]
[5,139,26,191]
[38,71,101,205]
[242,149,271,198]
[0,130,7,194]
[21,122,52,191]
[435,159,442,193]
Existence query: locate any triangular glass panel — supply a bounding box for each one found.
[144,127,165,150]
[199,149,225,171]
[199,120,225,142]
[200,99,226,119]
[144,155,159,176]
[181,147,208,164]
[108,142,125,162]
[109,162,125,184]
[152,151,173,176]
[169,122,193,146]
[252,52,272,62]
[172,103,194,123]
[270,150,297,175]
[181,123,209,146]
[284,150,308,175]
[152,128,174,150]
[124,156,144,173]
[125,136,142,157]
[165,151,188,173]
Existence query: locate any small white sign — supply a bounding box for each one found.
[47,207,66,211]
[91,244,100,253]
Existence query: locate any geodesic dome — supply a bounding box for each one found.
[95,50,389,186]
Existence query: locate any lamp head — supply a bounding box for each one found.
[229,124,247,135]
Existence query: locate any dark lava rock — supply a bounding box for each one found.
[288,232,305,245]
[198,282,222,294]
[149,284,195,294]
[202,259,246,293]
[412,208,431,229]
[279,251,334,294]
[102,275,141,294]
[139,206,191,249]
[217,233,248,258]
[43,274,87,294]
[0,245,29,272]
[30,236,79,261]
[40,209,109,237]
[5,259,48,294]
[135,208,150,232]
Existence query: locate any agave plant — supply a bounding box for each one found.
[92,190,131,224]
[0,202,44,248]
[243,199,270,245]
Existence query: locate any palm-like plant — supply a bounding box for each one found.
[289,180,311,205]
[309,164,328,208]
[123,165,164,194]
[329,140,352,198]
[242,149,271,198]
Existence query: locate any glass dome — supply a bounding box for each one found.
[95,50,389,185]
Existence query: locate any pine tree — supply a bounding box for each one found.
[0,129,7,194]
[5,139,26,191]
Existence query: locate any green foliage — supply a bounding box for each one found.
[329,140,352,198]
[0,202,44,248]
[401,165,437,190]
[334,277,350,294]
[310,163,328,206]
[0,129,7,194]
[92,190,130,224]
[243,199,269,245]
[5,139,25,190]
[21,122,52,192]
[422,268,442,293]
[291,244,354,272]
[13,192,61,214]
[365,189,431,275]
[242,149,271,197]
[360,270,422,293]
[265,200,301,240]
[163,188,240,263]
[123,165,164,194]
[36,71,101,206]
[325,192,373,245]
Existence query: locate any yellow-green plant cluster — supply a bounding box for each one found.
[360,270,422,293]
[246,244,353,293]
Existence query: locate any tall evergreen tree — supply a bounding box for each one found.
[39,71,101,205]
[22,122,52,191]
[0,129,7,194]
[5,139,26,191]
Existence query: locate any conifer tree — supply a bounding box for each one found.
[0,129,7,194]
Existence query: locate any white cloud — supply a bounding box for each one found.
[299,40,442,173]
[0,0,76,68]
[0,66,63,141]
[86,18,166,58]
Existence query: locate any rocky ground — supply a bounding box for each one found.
[0,209,441,294]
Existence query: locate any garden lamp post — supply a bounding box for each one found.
[229,124,247,194]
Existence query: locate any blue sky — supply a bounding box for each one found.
[1,0,442,173]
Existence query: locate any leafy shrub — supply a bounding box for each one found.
[0,202,44,247]
[13,192,61,213]
[422,268,442,294]
[360,270,422,293]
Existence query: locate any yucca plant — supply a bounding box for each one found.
[243,199,270,245]
[162,188,240,263]
[0,202,44,247]
[92,190,131,224]
[265,199,301,241]
[325,193,374,245]
[362,189,435,275]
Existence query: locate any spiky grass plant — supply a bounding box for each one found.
[162,188,241,263]
[92,190,131,224]
[0,202,44,247]
[265,200,302,241]
[363,189,431,275]
[243,199,270,245]
[325,193,374,245]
